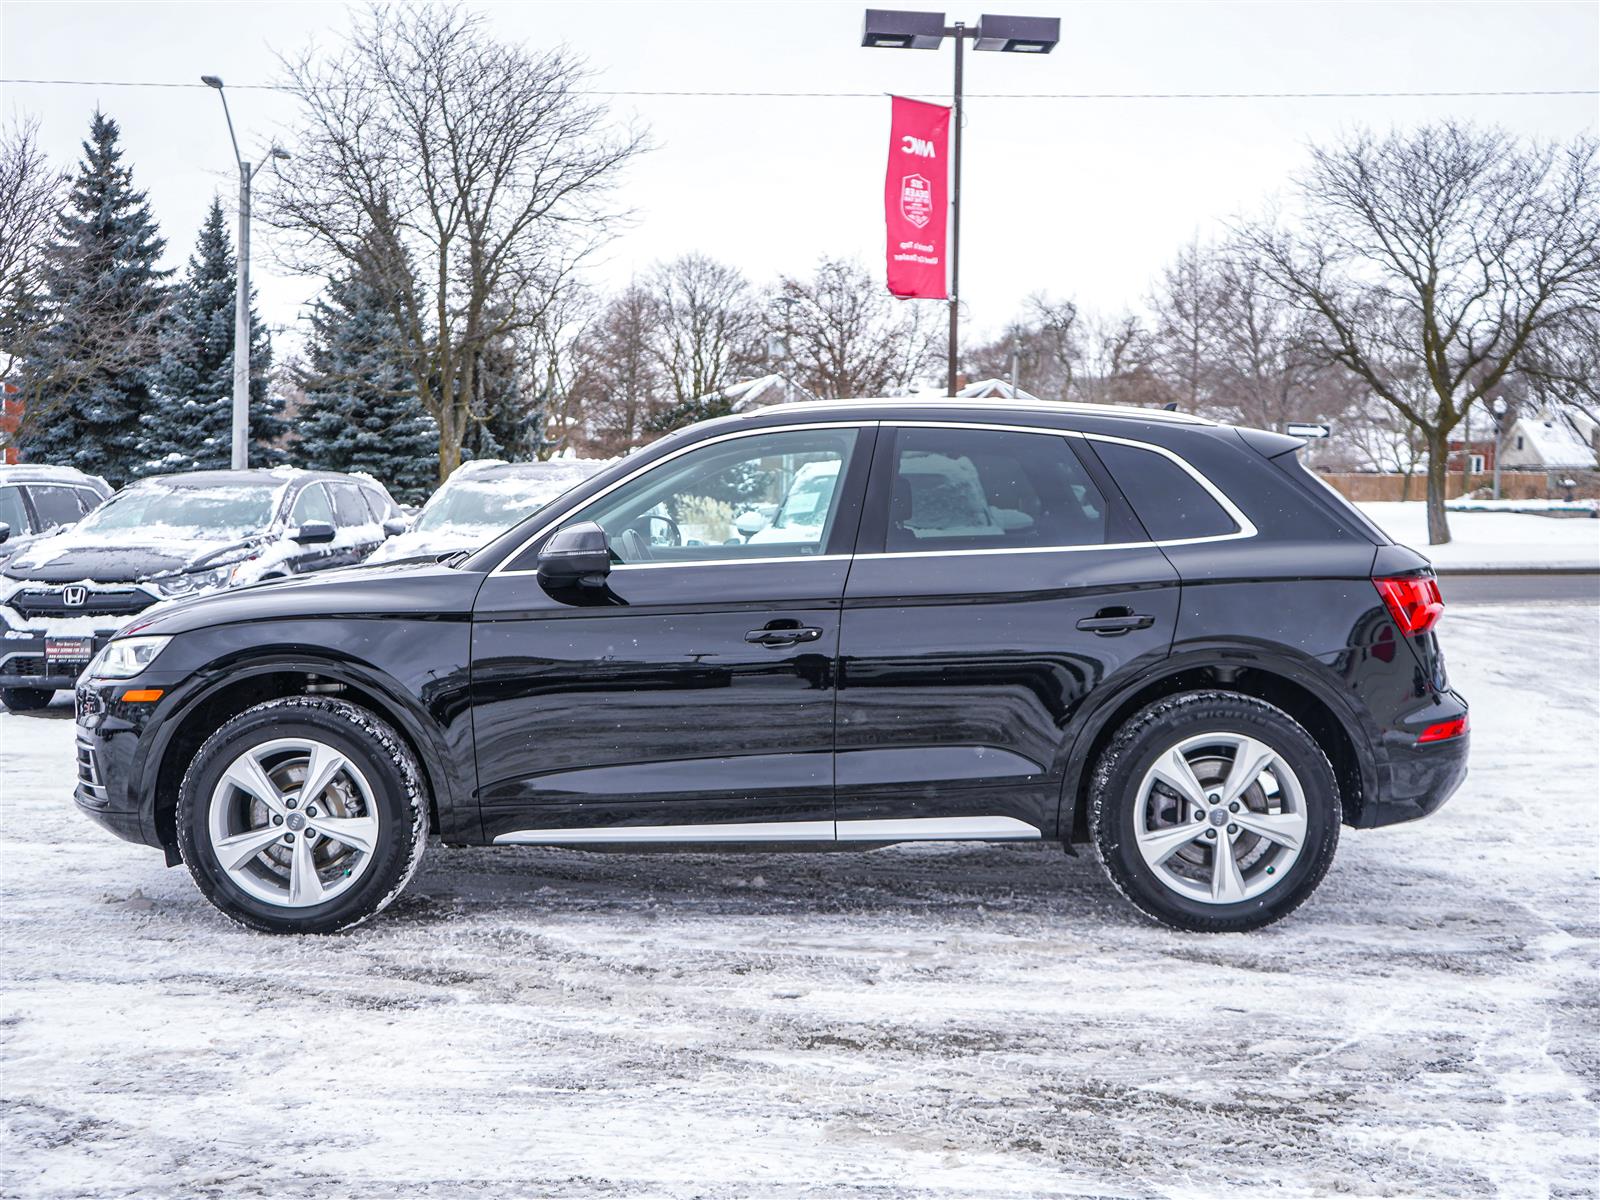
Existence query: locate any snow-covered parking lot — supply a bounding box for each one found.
[2,604,1596,1199]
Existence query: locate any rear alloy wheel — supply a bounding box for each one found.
[0,687,55,713]
[1090,692,1340,932]
[177,697,428,933]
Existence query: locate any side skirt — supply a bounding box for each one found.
[491,815,1041,846]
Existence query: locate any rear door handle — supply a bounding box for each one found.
[745,626,823,647]
[1076,611,1155,635]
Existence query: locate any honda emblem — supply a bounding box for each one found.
[62,585,87,607]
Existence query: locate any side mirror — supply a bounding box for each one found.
[382,517,408,538]
[292,520,337,545]
[0,522,9,545]
[734,510,769,538]
[537,521,611,588]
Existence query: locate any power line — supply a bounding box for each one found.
[2,77,1596,100]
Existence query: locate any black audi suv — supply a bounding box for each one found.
[1,468,404,710]
[69,400,1468,933]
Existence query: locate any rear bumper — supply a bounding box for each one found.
[1357,690,1471,828]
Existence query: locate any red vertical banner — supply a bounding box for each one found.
[884,96,950,299]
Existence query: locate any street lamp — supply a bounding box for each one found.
[201,75,290,469]
[862,9,1060,396]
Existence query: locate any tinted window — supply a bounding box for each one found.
[28,485,89,530]
[566,428,859,565]
[0,486,27,535]
[329,483,371,527]
[290,484,335,526]
[884,428,1110,553]
[1092,441,1239,541]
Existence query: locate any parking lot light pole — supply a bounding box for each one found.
[201,75,289,469]
[861,10,1060,396]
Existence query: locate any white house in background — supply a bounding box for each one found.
[1499,403,1600,472]
[955,378,1042,401]
[722,374,816,413]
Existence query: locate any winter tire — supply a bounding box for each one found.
[1,687,55,713]
[176,697,428,934]
[1090,691,1340,933]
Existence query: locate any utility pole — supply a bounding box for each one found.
[860,11,1060,398]
[201,76,289,469]
[947,22,965,396]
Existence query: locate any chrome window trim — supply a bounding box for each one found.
[488,418,1254,577]
[490,421,873,578]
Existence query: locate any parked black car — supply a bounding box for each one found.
[1,468,404,710]
[0,464,112,570]
[71,401,1468,934]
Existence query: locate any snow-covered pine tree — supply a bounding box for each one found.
[294,266,436,504]
[20,111,168,484]
[138,196,283,474]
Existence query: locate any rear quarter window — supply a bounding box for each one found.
[1091,441,1239,542]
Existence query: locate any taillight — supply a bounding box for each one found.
[1374,574,1444,636]
[1417,714,1469,743]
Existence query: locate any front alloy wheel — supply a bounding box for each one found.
[178,697,428,933]
[1091,691,1340,932]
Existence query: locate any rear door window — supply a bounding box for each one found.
[329,483,372,528]
[1090,441,1240,542]
[881,427,1114,553]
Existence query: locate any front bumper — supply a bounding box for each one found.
[73,674,174,852]
[1,628,120,691]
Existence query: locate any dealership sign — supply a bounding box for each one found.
[884,96,950,299]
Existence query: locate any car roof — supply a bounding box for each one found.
[452,459,605,480]
[0,464,112,490]
[131,468,352,489]
[735,396,1217,427]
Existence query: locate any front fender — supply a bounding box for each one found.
[127,619,476,846]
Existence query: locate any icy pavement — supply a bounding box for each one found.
[2,606,1596,1199]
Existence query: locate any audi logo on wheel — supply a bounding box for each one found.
[61,585,87,607]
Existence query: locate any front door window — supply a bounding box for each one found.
[565,428,860,565]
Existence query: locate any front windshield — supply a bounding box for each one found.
[77,484,279,539]
[415,480,560,534]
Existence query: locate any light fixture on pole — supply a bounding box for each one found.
[201,75,290,469]
[862,10,1060,396]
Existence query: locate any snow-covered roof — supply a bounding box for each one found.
[956,378,1041,401]
[717,375,816,413]
[1507,405,1598,471]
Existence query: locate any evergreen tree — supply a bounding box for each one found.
[20,111,168,484]
[138,196,283,473]
[294,266,437,503]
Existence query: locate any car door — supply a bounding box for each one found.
[834,422,1181,842]
[468,422,874,844]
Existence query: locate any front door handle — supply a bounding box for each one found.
[745,626,824,648]
[1076,609,1156,636]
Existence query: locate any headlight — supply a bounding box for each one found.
[88,635,173,679]
[150,564,237,597]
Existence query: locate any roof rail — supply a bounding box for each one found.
[737,396,1216,426]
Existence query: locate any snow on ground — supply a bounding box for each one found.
[2,606,1597,1198]
[1358,501,1600,571]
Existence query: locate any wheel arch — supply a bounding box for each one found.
[139,654,470,857]
[1057,649,1380,843]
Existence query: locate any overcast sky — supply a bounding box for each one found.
[3,0,1596,357]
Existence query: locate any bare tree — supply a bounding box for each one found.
[568,283,666,456]
[773,257,938,398]
[1241,123,1600,543]
[645,253,762,425]
[265,4,648,481]
[0,117,65,384]
[1148,238,1223,411]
